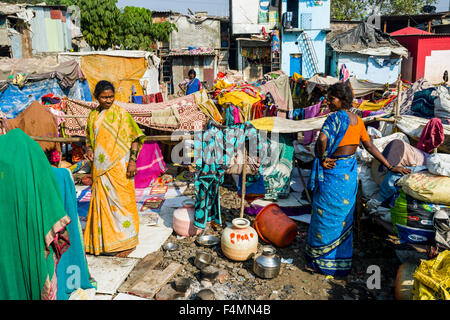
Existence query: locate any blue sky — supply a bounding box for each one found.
[117,0,448,16]
[117,0,229,16]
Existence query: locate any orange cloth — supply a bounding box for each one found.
[338,116,370,147]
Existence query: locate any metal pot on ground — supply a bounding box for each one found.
[253,245,281,279]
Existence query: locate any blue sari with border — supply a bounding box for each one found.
[186,78,201,95]
[306,110,357,276]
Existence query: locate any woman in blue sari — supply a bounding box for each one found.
[180,69,202,95]
[306,83,411,276]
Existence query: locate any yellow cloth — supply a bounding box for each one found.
[213,79,233,91]
[292,72,304,81]
[218,91,261,108]
[81,55,147,103]
[250,117,275,131]
[413,251,450,300]
[358,99,391,111]
[193,89,223,123]
[84,104,145,255]
[241,102,252,122]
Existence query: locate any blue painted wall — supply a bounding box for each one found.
[330,52,402,84]
[280,0,330,78]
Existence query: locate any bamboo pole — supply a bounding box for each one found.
[30,116,399,143]
[30,135,194,143]
[240,148,248,219]
[394,75,402,130]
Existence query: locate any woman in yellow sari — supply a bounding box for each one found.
[84,81,145,255]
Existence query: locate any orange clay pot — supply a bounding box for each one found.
[221,218,258,261]
[253,203,297,247]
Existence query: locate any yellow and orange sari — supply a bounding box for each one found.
[84,104,145,255]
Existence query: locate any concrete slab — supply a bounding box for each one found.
[113,293,150,300]
[86,255,139,295]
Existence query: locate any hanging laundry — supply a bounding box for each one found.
[416,118,445,153]
[271,30,280,53]
[302,101,322,145]
[134,141,167,189]
[193,123,263,229]
[339,64,350,83]
[262,133,294,200]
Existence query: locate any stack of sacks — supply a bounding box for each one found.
[391,156,450,246]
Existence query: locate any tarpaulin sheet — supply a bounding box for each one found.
[0,79,91,119]
[0,57,85,88]
[305,75,396,97]
[328,23,407,57]
[80,55,146,103]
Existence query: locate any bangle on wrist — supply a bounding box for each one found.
[388,165,394,171]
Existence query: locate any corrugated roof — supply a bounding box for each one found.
[390,26,433,36]
[169,51,216,56]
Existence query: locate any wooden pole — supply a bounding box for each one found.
[30,135,194,143]
[295,159,312,204]
[393,75,402,130]
[240,148,247,219]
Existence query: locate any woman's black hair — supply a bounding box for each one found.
[188,69,196,77]
[94,80,115,99]
[327,82,354,109]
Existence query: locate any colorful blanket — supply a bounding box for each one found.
[63,94,208,136]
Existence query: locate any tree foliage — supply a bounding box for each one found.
[42,0,176,50]
[331,0,438,21]
[116,6,177,50]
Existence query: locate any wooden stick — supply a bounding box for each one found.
[295,159,312,204]
[240,148,247,219]
[57,115,89,119]
[363,117,396,125]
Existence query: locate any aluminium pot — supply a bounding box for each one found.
[252,246,281,279]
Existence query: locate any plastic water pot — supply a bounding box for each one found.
[253,203,297,247]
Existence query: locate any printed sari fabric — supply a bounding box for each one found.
[52,167,96,300]
[262,133,294,200]
[134,141,167,188]
[84,104,145,255]
[0,129,71,300]
[193,123,262,229]
[306,111,357,276]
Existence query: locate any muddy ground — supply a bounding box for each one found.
[157,183,403,301]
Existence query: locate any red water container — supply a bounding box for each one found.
[253,203,298,247]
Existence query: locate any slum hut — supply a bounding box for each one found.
[0,2,81,59]
[327,23,408,84]
[230,0,280,81]
[379,11,450,34]
[391,27,450,84]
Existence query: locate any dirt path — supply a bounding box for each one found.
[158,186,400,300]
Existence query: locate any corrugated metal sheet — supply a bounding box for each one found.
[9,30,22,58]
[29,7,72,53]
[30,7,49,54]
